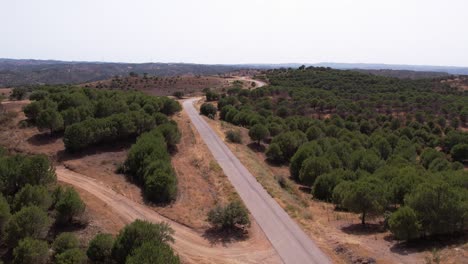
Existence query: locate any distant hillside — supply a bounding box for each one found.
[0,59,240,86]
[353,69,449,79]
[240,62,468,76]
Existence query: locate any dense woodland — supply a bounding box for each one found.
[0,149,89,263]
[213,67,467,241]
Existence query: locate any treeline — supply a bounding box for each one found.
[122,128,178,203]
[0,149,88,263]
[209,67,468,241]
[23,85,181,151]
[265,67,467,127]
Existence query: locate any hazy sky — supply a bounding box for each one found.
[1,0,467,66]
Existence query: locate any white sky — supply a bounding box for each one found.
[1,0,467,66]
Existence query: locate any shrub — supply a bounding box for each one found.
[207,201,250,230]
[172,91,184,99]
[200,103,217,118]
[13,238,49,264]
[86,233,114,262]
[226,130,242,143]
[53,232,80,255]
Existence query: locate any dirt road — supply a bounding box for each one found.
[233,76,267,88]
[183,98,332,264]
[56,166,281,264]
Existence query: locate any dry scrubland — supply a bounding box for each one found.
[0,92,280,263]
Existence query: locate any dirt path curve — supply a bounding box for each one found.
[56,166,281,264]
[233,76,267,88]
[183,98,332,264]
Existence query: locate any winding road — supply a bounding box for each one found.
[183,98,332,264]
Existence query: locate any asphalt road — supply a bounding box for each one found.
[183,98,332,264]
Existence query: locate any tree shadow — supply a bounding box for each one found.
[389,233,468,256]
[27,132,63,146]
[247,142,265,153]
[48,219,88,240]
[202,227,249,246]
[341,223,385,236]
[57,138,136,163]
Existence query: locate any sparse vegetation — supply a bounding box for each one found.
[207,201,250,231]
[226,129,242,143]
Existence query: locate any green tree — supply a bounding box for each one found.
[312,170,345,201]
[5,206,52,246]
[13,184,52,212]
[200,103,217,118]
[143,161,177,203]
[388,206,421,241]
[53,232,80,255]
[126,240,180,264]
[265,143,283,164]
[111,220,175,264]
[87,233,114,263]
[55,248,86,264]
[406,181,466,236]
[205,90,219,101]
[270,130,307,162]
[0,194,11,236]
[299,156,331,186]
[10,88,27,100]
[340,177,388,225]
[248,124,269,144]
[54,187,85,224]
[156,122,181,151]
[36,108,64,133]
[207,201,250,230]
[13,238,49,264]
[290,142,323,180]
[450,143,468,162]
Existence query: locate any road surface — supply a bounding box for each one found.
[56,166,281,264]
[183,98,332,264]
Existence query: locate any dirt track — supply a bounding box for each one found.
[56,166,281,264]
[183,98,331,264]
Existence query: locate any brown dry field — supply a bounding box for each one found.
[0,99,280,263]
[83,75,258,96]
[197,99,468,264]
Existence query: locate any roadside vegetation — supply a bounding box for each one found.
[209,66,468,242]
